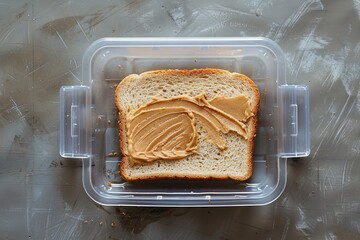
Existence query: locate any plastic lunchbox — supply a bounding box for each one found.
[59,38,310,206]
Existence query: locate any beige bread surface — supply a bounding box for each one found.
[115,68,260,181]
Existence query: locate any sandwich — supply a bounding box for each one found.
[115,68,260,181]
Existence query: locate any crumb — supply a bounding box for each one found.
[107,120,111,124]
[108,150,118,157]
[119,210,126,216]
[98,116,102,120]
[107,181,112,187]
[113,83,118,88]
[99,221,103,226]
[111,220,115,227]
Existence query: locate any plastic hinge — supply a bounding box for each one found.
[60,86,90,158]
[279,85,310,158]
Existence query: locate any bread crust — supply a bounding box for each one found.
[115,68,260,181]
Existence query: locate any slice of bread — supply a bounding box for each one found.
[115,68,260,181]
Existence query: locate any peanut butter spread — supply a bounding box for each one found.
[208,95,253,121]
[126,94,253,164]
[127,107,198,163]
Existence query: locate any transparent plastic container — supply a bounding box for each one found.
[60,38,310,206]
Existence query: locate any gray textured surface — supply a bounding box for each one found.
[0,0,359,239]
